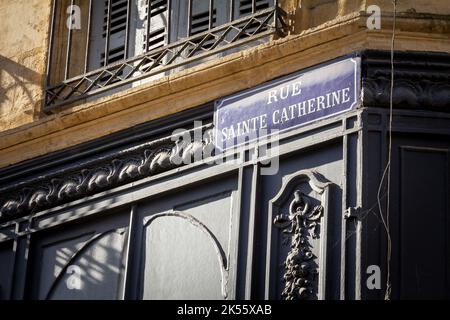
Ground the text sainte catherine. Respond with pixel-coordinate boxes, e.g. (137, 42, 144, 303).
(220, 80, 351, 142)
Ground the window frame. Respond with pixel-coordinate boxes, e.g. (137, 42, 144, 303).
(44, 0, 286, 111)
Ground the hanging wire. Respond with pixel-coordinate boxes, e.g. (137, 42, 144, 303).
(376, 0, 396, 301)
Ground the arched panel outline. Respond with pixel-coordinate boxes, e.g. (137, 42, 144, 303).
(45, 228, 127, 300)
(142, 210, 229, 299)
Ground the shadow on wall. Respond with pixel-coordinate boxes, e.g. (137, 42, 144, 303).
(0, 55, 44, 126)
(33, 227, 127, 300)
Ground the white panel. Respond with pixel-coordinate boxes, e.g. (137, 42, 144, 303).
(143, 216, 225, 299)
(141, 192, 234, 300)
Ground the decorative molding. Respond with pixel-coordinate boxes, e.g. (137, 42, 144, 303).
(361, 51, 450, 110)
(0, 126, 214, 222)
(274, 190, 324, 300)
(266, 170, 331, 300)
(363, 76, 450, 109)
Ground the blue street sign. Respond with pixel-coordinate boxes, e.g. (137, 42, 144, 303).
(214, 56, 361, 151)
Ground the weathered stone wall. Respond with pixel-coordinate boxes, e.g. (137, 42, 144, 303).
(292, 0, 450, 32)
(0, 0, 51, 131)
(0, 0, 449, 168)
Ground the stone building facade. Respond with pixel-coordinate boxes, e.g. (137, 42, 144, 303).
(0, 0, 449, 300)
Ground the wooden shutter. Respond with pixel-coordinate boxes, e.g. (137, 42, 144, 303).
(172, 0, 229, 41)
(144, 0, 169, 52)
(88, 0, 128, 71)
(128, 0, 169, 57)
(190, 0, 218, 49)
(190, 0, 216, 36)
(130, 0, 169, 85)
(101, 0, 128, 66)
(88, 0, 169, 67)
(236, 0, 272, 38)
(86, 0, 169, 87)
(238, 0, 271, 17)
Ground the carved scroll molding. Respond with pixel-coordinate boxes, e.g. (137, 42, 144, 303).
(362, 76, 450, 110)
(265, 170, 332, 300)
(361, 50, 450, 111)
(0, 126, 214, 222)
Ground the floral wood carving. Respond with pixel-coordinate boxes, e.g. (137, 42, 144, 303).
(274, 190, 323, 300)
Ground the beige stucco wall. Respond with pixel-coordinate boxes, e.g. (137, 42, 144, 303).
(0, 0, 51, 131)
(0, 0, 449, 168)
(293, 0, 450, 32)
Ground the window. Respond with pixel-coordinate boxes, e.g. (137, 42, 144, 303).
(45, 0, 285, 110)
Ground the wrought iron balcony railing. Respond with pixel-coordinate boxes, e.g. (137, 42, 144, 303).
(45, 1, 287, 111)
